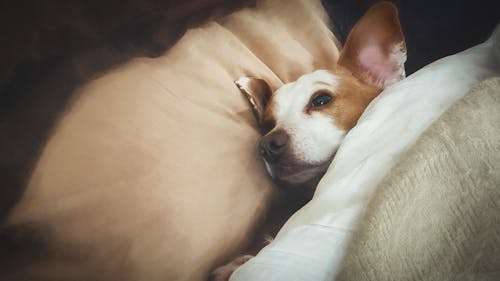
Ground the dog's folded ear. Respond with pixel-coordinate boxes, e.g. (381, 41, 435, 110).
(338, 1, 406, 89)
(235, 77, 272, 126)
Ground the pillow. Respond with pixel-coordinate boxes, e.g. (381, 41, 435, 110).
(2, 0, 339, 280)
(230, 25, 500, 281)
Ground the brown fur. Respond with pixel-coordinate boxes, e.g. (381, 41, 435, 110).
(237, 77, 273, 129)
(262, 102, 278, 134)
(338, 1, 406, 88)
(310, 67, 379, 131)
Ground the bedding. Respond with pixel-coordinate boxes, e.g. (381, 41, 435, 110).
(1, 1, 339, 281)
(337, 76, 500, 280)
(3, 0, 498, 280)
(230, 25, 500, 281)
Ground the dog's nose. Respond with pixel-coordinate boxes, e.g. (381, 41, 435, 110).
(260, 129, 289, 161)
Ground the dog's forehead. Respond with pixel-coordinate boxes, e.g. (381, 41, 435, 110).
(272, 70, 338, 117)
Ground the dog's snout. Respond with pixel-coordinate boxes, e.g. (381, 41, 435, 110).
(260, 129, 289, 161)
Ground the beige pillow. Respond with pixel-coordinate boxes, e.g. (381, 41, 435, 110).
(4, 1, 339, 280)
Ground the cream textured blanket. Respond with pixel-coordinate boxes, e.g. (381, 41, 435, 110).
(338, 77, 500, 281)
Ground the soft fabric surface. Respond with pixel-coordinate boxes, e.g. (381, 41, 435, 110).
(2, 1, 339, 281)
(337, 77, 500, 281)
(230, 26, 500, 281)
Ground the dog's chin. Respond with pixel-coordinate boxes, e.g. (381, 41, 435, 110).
(265, 160, 331, 193)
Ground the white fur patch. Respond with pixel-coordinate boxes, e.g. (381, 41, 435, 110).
(384, 41, 407, 87)
(271, 70, 346, 164)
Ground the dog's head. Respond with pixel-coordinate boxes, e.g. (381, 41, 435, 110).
(236, 2, 406, 190)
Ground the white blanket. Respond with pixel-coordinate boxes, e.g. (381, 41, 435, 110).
(230, 25, 500, 281)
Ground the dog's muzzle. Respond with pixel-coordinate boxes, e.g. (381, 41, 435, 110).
(260, 129, 289, 163)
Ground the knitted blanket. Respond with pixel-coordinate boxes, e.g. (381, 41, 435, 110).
(338, 77, 500, 281)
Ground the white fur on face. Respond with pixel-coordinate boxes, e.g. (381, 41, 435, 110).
(271, 70, 346, 165)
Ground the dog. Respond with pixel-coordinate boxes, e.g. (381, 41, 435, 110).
(209, 2, 406, 280)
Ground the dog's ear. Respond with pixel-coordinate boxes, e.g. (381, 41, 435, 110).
(338, 1, 406, 89)
(235, 77, 272, 125)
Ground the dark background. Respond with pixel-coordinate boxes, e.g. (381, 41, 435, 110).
(323, 0, 500, 73)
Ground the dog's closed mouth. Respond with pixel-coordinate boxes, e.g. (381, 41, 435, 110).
(265, 159, 332, 187)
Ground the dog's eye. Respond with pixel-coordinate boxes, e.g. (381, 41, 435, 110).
(311, 92, 333, 107)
